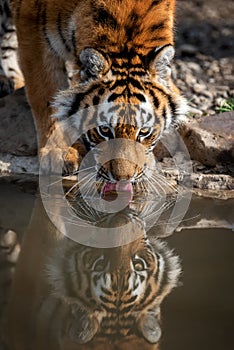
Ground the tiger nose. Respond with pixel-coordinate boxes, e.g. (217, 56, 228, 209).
(108, 159, 138, 181)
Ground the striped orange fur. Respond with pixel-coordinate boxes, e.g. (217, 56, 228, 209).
(11, 0, 187, 181)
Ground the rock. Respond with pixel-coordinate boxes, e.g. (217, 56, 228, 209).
(0, 152, 38, 175)
(0, 88, 37, 156)
(180, 112, 234, 166)
(193, 83, 207, 93)
(153, 127, 180, 160)
(186, 62, 201, 73)
(179, 44, 198, 56)
(188, 106, 203, 116)
(190, 173, 234, 191)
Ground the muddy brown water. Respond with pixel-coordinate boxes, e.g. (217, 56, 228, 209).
(0, 181, 233, 350)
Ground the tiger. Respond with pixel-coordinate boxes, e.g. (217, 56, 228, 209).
(0, 0, 23, 97)
(11, 0, 187, 191)
(2, 196, 181, 350)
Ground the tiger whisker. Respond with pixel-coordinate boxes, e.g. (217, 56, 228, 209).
(63, 182, 80, 199)
(44, 209, 88, 226)
(149, 173, 181, 194)
(76, 172, 97, 197)
(46, 177, 69, 188)
(143, 173, 167, 197)
(143, 178, 162, 196)
(71, 165, 97, 176)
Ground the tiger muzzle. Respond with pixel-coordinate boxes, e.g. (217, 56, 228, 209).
(96, 139, 146, 182)
(104, 158, 140, 182)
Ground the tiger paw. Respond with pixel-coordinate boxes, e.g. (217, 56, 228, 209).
(63, 146, 80, 175)
(0, 228, 21, 265)
(39, 145, 80, 175)
(0, 75, 14, 98)
(0, 228, 21, 307)
(67, 304, 99, 344)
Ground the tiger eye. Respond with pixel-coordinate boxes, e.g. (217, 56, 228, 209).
(138, 127, 152, 137)
(99, 126, 110, 133)
(93, 259, 107, 272)
(132, 258, 146, 272)
(98, 125, 113, 138)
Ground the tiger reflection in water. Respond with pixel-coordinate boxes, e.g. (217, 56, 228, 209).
(3, 195, 181, 350)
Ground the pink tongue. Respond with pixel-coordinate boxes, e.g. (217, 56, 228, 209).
(102, 182, 133, 195)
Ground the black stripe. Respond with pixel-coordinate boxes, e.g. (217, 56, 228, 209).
(128, 77, 144, 90)
(167, 95, 177, 116)
(8, 68, 18, 72)
(146, 112, 154, 124)
(162, 107, 167, 121)
(129, 69, 147, 77)
(128, 11, 139, 25)
(98, 87, 105, 95)
(124, 294, 138, 304)
(81, 135, 92, 151)
(109, 78, 127, 91)
(107, 92, 121, 103)
(125, 25, 133, 41)
(68, 92, 85, 116)
(148, 89, 159, 108)
(68, 84, 101, 117)
(92, 95, 100, 105)
(148, 0, 164, 12)
(149, 36, 167, 43)
(71, 28, 77, 57)
(57, 12, 71, 52)
(35, 0, 43, 25)
(133, 93, 146, 102)
(149, 21, 166, 33)
(1, 46, 17, 51)
(15, 0, 23, 19)
(93, 8, 119, 31)
(41, 6, 56, 54)
(3, 28, 15, 33)
(101, 309, 117, 317)
(97, 33, 109, 43)
(111, 67, 127, 76)
(141, 284, 152, 304)
(101, 286, 112, 296)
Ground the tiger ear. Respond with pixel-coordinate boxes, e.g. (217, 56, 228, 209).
(79, 48, 109, 80)
(138, 310, 162, 344)
(150, 44, 175, 80)
(67, 304, 99, 344)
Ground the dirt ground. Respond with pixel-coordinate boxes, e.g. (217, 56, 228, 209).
(175, 0, 234, 115)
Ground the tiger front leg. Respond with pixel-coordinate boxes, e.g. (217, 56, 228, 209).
(14, 21, 80, 173)
(15, 21, 69, 146)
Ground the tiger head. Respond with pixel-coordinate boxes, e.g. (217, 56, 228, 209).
(53, 44, 187, 195)
(47, 209, 181, 346)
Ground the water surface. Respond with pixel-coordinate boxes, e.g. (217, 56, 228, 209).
(0, 181, 233, 349)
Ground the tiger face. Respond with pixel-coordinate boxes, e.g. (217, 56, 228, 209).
(53, 45, 187, 194)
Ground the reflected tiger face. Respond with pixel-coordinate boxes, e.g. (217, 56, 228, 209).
(47, 212, 181, 344)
